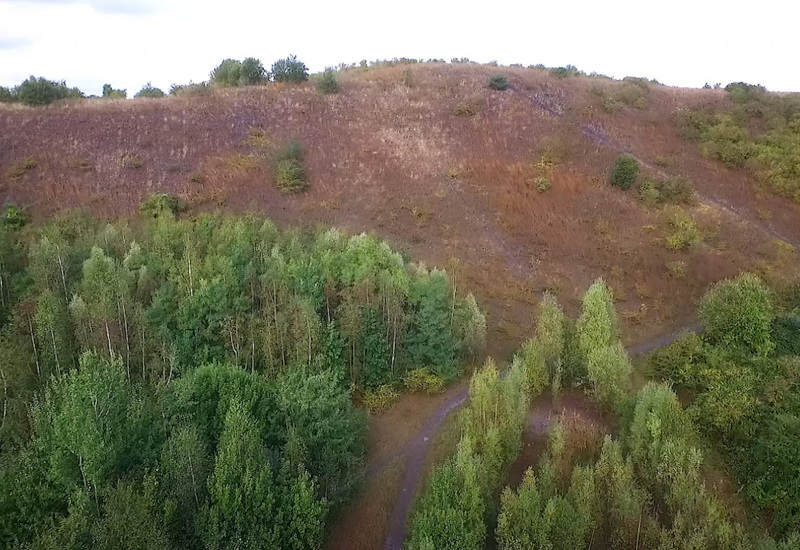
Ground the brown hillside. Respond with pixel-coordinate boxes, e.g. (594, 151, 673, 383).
(2, 63, 799, 359)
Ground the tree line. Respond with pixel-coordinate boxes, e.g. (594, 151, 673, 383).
(0, 202, 484, 549)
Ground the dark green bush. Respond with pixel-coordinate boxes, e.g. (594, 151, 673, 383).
(271, 55, 308, 83)
(134, 83, 165, 99)
(139, 193, 183, 218)
(725, 82, 767, 104)
(316, 68, 339, 95)
(210, 59, 242, 87)
(488, 75, 509, 91)
(610, 154, 639, 189)
(239, 57, 266, 85)
(169, 82, 210, 96)
(639, 177, 696, 207)
(16, 76, 83, 106)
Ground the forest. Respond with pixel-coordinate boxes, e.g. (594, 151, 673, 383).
(0, 198, 485, 549)
(408, 278, 800, 550)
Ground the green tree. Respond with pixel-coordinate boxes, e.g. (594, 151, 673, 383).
(94, 478, 170, 550)
(576, 279, 618, 357)
(316, 68, 339, 94)
(239, 57, 266, 85)
(586, 343, 631, 411)
(101, 84, 127, 99)
(134, 83, 165, 98)
(699, 273, 774, 357)
(202, 398, 278, 549)
(610, 154, 639, 189)
(271, 55, 309, 83)
(537, 292, 565, 395)
(404, 269, 457, 380)
(210, 59, 242, 87)
(408, 437, 489, 550)
(16, 76, 83, 106)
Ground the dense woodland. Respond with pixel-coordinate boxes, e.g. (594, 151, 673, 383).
(408, 278, 800, 550)
(0, 200, 485, 549)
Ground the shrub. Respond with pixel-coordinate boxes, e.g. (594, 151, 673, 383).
(239, 57, 266, 85)
(101, 84, 126, 99)
(362, 384, 399, 413)
(640, 177, 697, 207)
(16, 76, 83, 106)
(576, 279, 618, 357)
(134, 83, 165, 99)
(488, 75, 509, 91)
(271, 55, 308, 83)
(139, 193, 182, 218)
(665, 207, 701, 250)
(6, 156, 37, 179)
(316, 68, 339, 95)
(245, 128, 271, 148)
(534, 176, 551, 193)
(699, 273, 774, 357)
(666, 260, 687, 279)
(404, 368, 445, 394)
(276, 159, 307, 193)
(169, 82, 210, 96)
(453, 102, 476, 116)
(210, 59, 242, 87)
(121, 152, 143, 169)
(610, 154, 639, 189)
(2, 204, 27, 229)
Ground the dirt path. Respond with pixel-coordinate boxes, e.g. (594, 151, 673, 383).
(380, 323, 701, 550)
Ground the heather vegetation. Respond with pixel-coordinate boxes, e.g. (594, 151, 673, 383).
(0, 204, 485, 549)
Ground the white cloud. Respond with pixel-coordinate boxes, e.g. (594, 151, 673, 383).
(0, 0, 798, 95)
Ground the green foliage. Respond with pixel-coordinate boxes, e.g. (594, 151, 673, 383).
(586, 343, 631, 412)
(316, 68, 339, 95)
(700, 273, 774, 357)
(120, 152, 143, 169)
(101, 84, 126, 99)
(407, 437, 489, 550)
(488, 75, 509, 91)
(404, 368, 445, 394)
(610, 154, 639, 189)
(139, 193, 182, 218)
(210, 59, 242, 87)
(276, 159, 308, 193)
(665, 206, 702, 250)
(363, 384, 399, 412)
(271, 55, 309, 83)
(639, 177, 697, 207)
(576, 279, 618, 357)
(169, 81, 210, 96)
(239, 57, 266, 85)
(0, 85, 15, 103)
(537, 292, 565, 394)
(134, 83, 165, 98)
(16, 76, 84, 106)
(453, 292, 487, 362)
(2, 203, 28, 229)
(534, 176, 551, 192)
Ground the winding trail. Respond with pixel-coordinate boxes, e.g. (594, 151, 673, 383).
(381, 324, 702, 550)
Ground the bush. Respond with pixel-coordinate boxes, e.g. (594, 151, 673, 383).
(610, 154, 639, 189)
(404, 368, 445, 394)
(362, 384, 399, 413)
(488, 75, 509, 91)
(665, 207, 701, 250)
(271, 55, 308, 83)
(276, 160, 307, 194)
(139, 193, 182, 218)
(169, 82, 210, 96)
(16, 76, 83, 106)
(316, 68, 339, 95)
(134, 83, 165, 99)
(210, 59, 242, 87)
(239, 57, 266, 86)
(453, 102, 476, 116)
(699, 273, 774, 357)
(534, 176, 551, 193)
(6, 156, 37, 180)
(666, 260, 687, 279)
(121, 152, 143, 169)
(640, 177, 696, 208)
(101, 84, 126, 99)
(1, 204, 27, 229)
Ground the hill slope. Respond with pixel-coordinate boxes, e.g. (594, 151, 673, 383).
(2, 63, 799, 356)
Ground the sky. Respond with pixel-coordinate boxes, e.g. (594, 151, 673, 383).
(0, 0, 798, 96)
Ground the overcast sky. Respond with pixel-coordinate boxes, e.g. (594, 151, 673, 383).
(0, 0, 797, 96)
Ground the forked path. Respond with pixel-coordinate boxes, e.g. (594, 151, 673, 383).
(382, 324, 702, 550)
